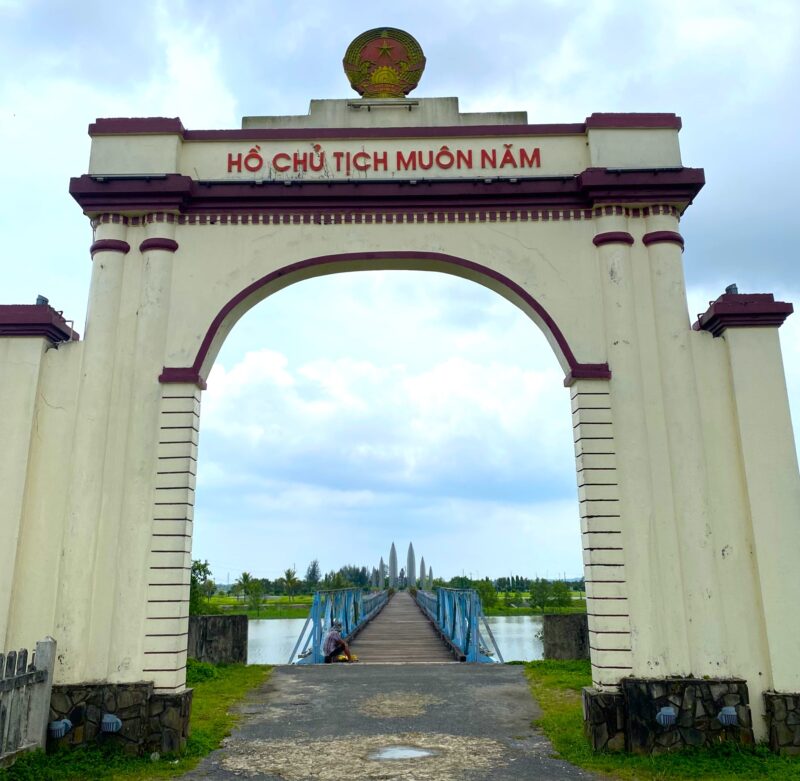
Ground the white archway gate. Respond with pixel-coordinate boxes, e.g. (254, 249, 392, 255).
(1, 95, 798, 752)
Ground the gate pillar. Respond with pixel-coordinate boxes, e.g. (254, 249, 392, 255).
(639, 209, 727, 675)
(593, 210, 692, 676)
(105, 218, 183, 683)
(53, 221, 130, 683)
(570, 377, 633, 687)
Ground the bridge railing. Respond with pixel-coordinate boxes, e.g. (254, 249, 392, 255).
(289, 588, 388, 664)
(415, 588, 503, 663)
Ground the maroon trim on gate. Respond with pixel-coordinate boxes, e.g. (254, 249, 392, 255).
(642, 230, 684, 249)
(593, 231, 634, 247)
(70, 168, 705, 215)
(184, 124, 586, 141)
(88, 113, 681, 140)
(0, 304, 80, 342)
(140, 238, 179, 253)
(158, 252, 610, 389)
(584, 113, 681, 130)
(693, 293, 793, 336)
(89, 117, 186, 135)
(157, 367, 208, 390)
(564, 364, 613, 387)
(90, 239, 130, 255)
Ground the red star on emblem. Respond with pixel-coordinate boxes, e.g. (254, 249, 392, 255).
(377, 40, 394, 59)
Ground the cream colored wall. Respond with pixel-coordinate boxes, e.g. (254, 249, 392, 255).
(0, 337, 47, 649)
(87, 100, 682, 183)
(163, 217, 604, 376)
(4, 342, 81, 653)
(724, 328, 800, 694)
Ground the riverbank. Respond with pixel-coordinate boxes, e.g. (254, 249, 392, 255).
(524, 660, 800, 780)
(0, 661, 271, 781)
(484, 602, 586, 617)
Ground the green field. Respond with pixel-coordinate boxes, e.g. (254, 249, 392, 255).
(524, 660, 800, 780)
(484, 600, 587, 617)
(202, 593, 313, 620)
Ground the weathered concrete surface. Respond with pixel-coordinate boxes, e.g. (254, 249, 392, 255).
(543, 613, 590, 661)
(188, 615, 248, 665)
(180, 664, 600, 780)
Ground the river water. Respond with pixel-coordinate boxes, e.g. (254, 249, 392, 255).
(248, 615, 544, 664)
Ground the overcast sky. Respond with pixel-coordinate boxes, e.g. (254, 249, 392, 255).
(1, 0, 798, 583)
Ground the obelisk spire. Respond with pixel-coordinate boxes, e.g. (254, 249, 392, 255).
(389, 543, 398, 588)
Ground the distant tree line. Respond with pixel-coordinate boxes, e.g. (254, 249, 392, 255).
(190, 559, 583, 616)
(190, 558, 387, 615)
(441, 575, 581, 612)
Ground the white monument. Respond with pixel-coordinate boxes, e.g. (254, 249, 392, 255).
(1, 26, 798, 751)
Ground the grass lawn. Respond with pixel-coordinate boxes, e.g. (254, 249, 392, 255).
(524, 659, 800, 780)
(485, 601, 587, 617)
(0, 662, 271, 781)
(206, 594, 313, 619)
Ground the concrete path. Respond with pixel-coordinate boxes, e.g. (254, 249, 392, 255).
(349, 591, 454, 663)
(181, 664, 601, 780)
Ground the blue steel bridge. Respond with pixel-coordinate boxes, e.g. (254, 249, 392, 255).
(289, 587, 503, 664)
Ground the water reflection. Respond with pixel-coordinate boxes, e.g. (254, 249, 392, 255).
(247, 615, 544, 664)
(484, 615, 543, 662)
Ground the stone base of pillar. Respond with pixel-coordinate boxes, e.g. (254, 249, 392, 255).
(583, 678, 756, 754)
(48, 683, 192, 756)
(582, 687, 625, 751)
(764, 692, 800, 755)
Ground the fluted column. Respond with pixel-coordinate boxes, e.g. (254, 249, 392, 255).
(641, 210, 727, 674)
(593, 211, 692, 679)
(108, 218, 185, 688)
(53, 221, 130, 683)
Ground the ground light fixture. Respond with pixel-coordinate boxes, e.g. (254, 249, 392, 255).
(717, 706, 738, 726)
(101, 714, 123, 733)
(47, 718, 72, 738)
(655, 706, 677, 727)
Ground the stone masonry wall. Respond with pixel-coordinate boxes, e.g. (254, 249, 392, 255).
(49, 683, 192, 755)
(583, 688, 625, 751)
(584, 678, 755, 754)
(764, 692, 800, 755)
(622, 678, 754, 754)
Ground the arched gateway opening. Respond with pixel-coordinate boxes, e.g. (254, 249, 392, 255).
(1, 29, 798, 755)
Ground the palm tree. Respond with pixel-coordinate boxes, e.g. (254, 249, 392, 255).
(282, 568, 300, 602)
(235, 571, 254, 602)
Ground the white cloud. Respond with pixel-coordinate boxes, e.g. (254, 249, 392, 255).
(194, 272, 580, 578)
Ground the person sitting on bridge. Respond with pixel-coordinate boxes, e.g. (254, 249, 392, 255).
(323, 619, 354, 663)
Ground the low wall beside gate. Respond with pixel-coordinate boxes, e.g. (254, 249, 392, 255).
(542, 614, 590, 660)
(187, 615, 248, 665)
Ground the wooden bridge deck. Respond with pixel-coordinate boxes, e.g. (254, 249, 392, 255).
(349, 591, 454, 663)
